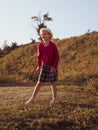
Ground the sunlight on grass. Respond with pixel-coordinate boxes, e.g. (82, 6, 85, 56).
(0, 84, 97, 130)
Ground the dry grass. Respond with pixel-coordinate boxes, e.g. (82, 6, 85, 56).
(0, 32, 98, 129)
(0, 32, 98, 84)
(0, 83, 97, 130)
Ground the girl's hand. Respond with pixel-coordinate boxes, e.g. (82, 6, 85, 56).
(36, 66, 41, 71)
(51, 67, 55, 73)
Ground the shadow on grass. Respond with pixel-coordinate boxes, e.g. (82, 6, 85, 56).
(0, 81, 35, 87)
(0, 78, 87, 87)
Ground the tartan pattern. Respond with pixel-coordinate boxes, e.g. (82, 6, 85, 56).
(38, 64, 58, 82)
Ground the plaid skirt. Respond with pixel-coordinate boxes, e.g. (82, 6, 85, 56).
(38, 64, 58, 82)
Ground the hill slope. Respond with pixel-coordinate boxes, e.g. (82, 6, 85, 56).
(0, 32, 98, 85)
(57, 32, 98, 85)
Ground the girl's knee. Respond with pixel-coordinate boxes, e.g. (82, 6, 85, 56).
(37, 81, 43, 86)
(50, 82, 55, 85)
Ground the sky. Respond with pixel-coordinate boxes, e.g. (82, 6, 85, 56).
(0, 0, 98, 48)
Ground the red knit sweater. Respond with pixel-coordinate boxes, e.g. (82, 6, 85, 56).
(37, 41, 59, 69)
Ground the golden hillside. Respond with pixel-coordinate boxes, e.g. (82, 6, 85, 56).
(0, 32, 98, 85)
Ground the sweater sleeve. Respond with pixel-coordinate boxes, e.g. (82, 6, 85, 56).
(37, 44, 42, 67)
(52, 44, 59, 69)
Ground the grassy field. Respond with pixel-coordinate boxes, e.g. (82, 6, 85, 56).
(0, 32, 98, 84)
(0, 26, 98, 130)
(0, 82, 97, 130)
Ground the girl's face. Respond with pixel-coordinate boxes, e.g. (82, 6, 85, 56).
(40, 30, 51, 41)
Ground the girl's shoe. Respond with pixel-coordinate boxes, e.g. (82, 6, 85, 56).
(50, 100, 58, 104)
(25, 99, 35, 105)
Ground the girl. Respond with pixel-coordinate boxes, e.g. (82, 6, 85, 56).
(25, 28, 59, 104)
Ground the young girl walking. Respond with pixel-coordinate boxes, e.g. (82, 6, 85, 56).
(25, 27, 59, 104)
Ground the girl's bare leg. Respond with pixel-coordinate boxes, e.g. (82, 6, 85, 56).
(25, 81, 43, 104)
(50, 82, 57, 101)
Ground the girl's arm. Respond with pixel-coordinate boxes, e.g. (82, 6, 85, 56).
(52, 45, 59, 69)
(37, 45, 42, 68)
